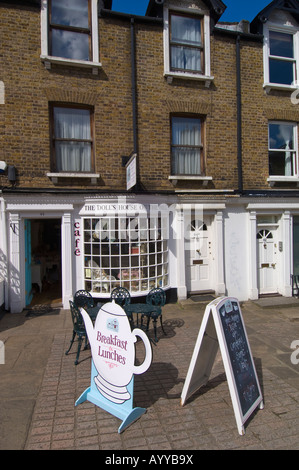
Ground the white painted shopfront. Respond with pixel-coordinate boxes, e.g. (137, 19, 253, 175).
(0, 193, 298, 313)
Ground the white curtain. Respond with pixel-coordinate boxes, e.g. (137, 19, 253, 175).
(279, 124, 293, 176)
(172, 118, 201, 175)
(171, 16, 202, 72)
(54, 108, 91, 172)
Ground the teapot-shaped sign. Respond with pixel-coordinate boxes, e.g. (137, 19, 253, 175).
(80, 301, 152, 404)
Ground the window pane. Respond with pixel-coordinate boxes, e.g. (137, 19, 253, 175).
(54, 108, 91, 139)
(171, 15, 202, 47)
(172, 148, 201, 175)
(269, 123, 294, 150)
(172, 117, 201, 145)
(52, 29, 90, 61)
(270, 31, 293, 58)
(56, 142, 91, 172)
(171, 45, 202, 72)
(269, 58, 294, 85)
(51, 0, 89, 29)
(269, 151, 294, 176)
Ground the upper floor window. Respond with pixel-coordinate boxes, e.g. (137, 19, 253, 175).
(50, 104, 94, 173)
(269, 121, 298, 177)
(264, 24, 299, 89)
(41, 0, 101, 73)
(170, 12, 204, 74)
(163, 8, 212, 85)
(171, 116, 204, 175)
(269, 31, 296, 85)
(49, 0, 91, 61)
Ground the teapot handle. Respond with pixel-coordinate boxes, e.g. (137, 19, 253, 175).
(132, 328, 152, 375)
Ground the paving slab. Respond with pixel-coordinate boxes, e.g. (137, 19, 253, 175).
(0, 298, 299, 450)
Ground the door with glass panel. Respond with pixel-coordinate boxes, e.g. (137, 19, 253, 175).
(257, 228, 278, 294)
(185, 217, 212, 292)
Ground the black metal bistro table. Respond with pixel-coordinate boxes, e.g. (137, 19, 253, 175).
(85, 303, 104, 321)
(124, 303, 162, 343)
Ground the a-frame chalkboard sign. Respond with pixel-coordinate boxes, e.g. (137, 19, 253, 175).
(181, 297, 264, 435)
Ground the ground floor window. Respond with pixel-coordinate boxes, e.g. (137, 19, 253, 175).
(83, 215, 169, 294)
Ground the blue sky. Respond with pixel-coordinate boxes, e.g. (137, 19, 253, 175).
(112, 0, 271, 23)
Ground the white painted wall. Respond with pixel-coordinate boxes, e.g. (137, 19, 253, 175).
(224, 206, 249, 301)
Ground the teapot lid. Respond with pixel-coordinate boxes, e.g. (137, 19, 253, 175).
(100, 301, 127, 317)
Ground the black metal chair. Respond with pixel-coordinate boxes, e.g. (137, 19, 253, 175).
(74, 289, 94, 309)
(110, 286, 131, 307)
(142, 287, 167, 342)
(110, 287, 133, 326)
(292, 274, 299, 297)
(65, 300, 88, 365)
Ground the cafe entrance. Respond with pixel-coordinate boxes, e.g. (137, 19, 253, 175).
(25, 218, 62, 306)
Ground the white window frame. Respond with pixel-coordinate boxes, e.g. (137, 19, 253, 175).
(163, 6, 213, 87)
(40, 0, 102, 74)
(263, 22, 299, 93)
(267, 120, 299, 186)
(82, 215, 169, 296)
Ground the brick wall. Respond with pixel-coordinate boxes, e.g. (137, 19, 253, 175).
(1, 3, 298, 192)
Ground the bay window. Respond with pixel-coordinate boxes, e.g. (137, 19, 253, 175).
(83, 215, 169, 295)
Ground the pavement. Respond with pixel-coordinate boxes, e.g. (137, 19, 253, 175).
(1, 295, 299, 451)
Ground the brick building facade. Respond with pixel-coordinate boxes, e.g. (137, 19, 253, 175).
(1, 0, 299, 313)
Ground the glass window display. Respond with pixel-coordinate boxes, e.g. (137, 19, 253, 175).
(83, 215, 169, 295)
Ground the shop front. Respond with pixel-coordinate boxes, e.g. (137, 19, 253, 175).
(77, 198, 171, 298)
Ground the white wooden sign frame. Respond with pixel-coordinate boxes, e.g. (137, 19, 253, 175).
(181, 297, 264, 435)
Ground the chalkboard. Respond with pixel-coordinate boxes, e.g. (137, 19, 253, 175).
(217, 299, 261, 417)
(181, 297, 263, 435)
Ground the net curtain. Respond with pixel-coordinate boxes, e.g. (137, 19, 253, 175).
(54, 107, 91, 172)
(170, 15, 202, 72)
(172, 117, 202, 175)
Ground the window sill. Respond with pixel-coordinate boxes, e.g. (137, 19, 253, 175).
(263, 82, 297, 94)
(164, 71, 214, 87)
(47, 172, 100, 185)
(169, 175, 212, 186)
(267, 176, 299, 187)
(41, 55, 102, 75)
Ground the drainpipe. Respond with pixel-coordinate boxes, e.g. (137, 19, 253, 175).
(0, 197, 9, 311)
(130, 17, 138, 155)
(236, 33, 243, 193)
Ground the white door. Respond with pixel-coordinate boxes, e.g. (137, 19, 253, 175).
(257, 229, 278, 294)
(186, 217, 212, 292)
